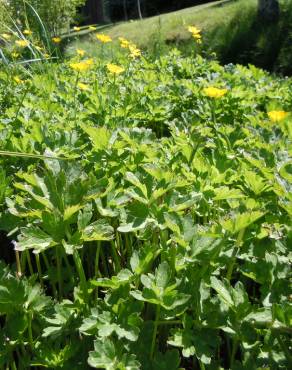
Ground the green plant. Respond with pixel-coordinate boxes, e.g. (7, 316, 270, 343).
(0, 31, 291, 369)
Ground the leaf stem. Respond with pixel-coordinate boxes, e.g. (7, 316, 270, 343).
(95, 241, 101, 278)
(150, 305, 161, 360)
(26, 251, 34, 276)
(73, 250, 89, 305)
(56, 247, 63, 299)
(226, 228, 245, 281)
(35, 254, 43, 287)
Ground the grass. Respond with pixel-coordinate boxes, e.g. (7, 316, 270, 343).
(67, 0, 256, 55)
(67, 0, 292, 76)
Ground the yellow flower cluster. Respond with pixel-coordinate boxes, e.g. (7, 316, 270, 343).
(267, 110, 289, 122)
(187, 26, 202, 44)
(70, 59, 94, 72)
(118, 37, 141, 59)
(203, 87, 228, 98)
(95, 33, 112, 43)
(106, 63, 125, 75)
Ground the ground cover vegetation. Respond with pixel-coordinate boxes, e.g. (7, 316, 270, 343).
(0, 14, 291, 370)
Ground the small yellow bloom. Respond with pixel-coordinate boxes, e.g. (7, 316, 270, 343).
(76, 48, 86, 57)
(35, 45, 43, 51)
(129, 44, 141, 58)
(13, 76, 24, 84)
(15, 39, 29, 47)
(188, 26, 202, 43)
(95, 33, 112, 43)
(44, 53, 50, 58)
(11, 52, 19, 58)
(52, 37, 61, 44)
(23, 29, 32, 35)
(89, 26, 96, 31)
(1, 33, 11, 40)
(70, 58, 94, 72)
(267, 110, 289, 122)
(77, 82, 89, 91)
(203, 87, 228, 99)
(188, 26, 201, 35)
(119, 37, 130, 48)
(106, 63, 125, 75)
(73, 26, 81, 31)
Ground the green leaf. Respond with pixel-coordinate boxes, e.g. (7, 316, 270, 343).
(88, 338, 140, 369)
(16, 226, 57, 253)
(82, 220, 114, 241)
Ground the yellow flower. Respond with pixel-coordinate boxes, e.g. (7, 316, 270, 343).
(52, 37, 61, 44)
(1, 33, 11, 40)
(129, 44, 141, 58)
(119, 37, 130, 48)
(70, 58, 94, 72)
(13, 76, 24, 84)
(89, 26, 96, 31)
(95, 33, 112, 43)
(203, 87, 228, 98)
(77, 82, 89, 91)
(106, 63, 125, 75)
(76, 48, 86, 57)
(73, 26, 81, 31)
(35, 45, 43, 51)
(44, 53, 50, 58)
(11, 52, 19, 58)
(188, 26, 201, 35)
(23, 29, 32, 35)
(267, 110, 289, 122)
(15, 39, 29, 47)
(187, 26, 202, 43)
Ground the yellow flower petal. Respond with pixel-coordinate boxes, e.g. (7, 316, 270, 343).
(95, 33, 112, 43)
(15, 39, 29, 47)
(23, 29, 32, 35)
(76, 48, 86, 57)
(77, 82, 89, 91)
(52, 37, 61, 44)
(267, 110, 289, 122)
(106, 63, 125, 74)
(73, 26, 81, 31)
(1, 33, 11, 40)
(70, 59, 94, 72)
(203, 87, 228, 98)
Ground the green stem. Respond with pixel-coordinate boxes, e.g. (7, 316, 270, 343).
(73, 250, 89, 305)
(56, 247, 63, 299)
(230, 339, 238, 368)
(26, 251, 34, 276)
(111, 240, 121, 273)
(35, 254, 43, 287)
(27, 312, 33, 350)
(42, 253, 57, 298)
(95, 241, 101, 277)
(226, 228, 245, 281)
(15, 251, 22, 278)
(150, 305, 161, 360)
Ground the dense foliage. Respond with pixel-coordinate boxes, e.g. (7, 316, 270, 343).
(0, 32, 291, 369)
(1, 0, 86, 34)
